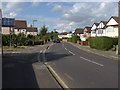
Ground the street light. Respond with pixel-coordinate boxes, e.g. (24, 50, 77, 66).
(32, 20, 37, 45)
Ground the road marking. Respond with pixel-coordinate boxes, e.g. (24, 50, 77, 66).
(48, 43, 53, 49)
(69, 51, 75, 55)
(38, 50, 42, 62)
(80, 56, 104, 67)
(43, 49, 47, 62)
(64, 73, 74, 81)
(46, 65, 69, 89)
(11, 52, 21, 56)
(65, 48, 67, 50)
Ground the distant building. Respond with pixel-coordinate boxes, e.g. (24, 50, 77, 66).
(58, 32, 68, 39)
(91, 23, 99, 37)
(80, 27, 91, 41)
(96, 21, 108, 36)
(27, 25, 38, 36)
(2, 17, 15, 34)
(73, 28, 84, 36)
(14, 20, 27, 35)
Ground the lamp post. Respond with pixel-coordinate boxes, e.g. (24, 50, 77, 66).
(32, 20, 37, 45)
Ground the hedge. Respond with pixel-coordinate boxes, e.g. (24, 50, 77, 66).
(68, 35, 80, 43)
(2, 34, 41, 46)
(88, 36, 118, 50)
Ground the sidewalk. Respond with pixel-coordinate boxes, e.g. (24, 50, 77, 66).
(32, 62, 61, 88)
(68, 42, 118, 60)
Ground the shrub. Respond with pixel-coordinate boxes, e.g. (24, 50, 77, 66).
(88, 36, 118, 50)
(68, 35, 80, 43)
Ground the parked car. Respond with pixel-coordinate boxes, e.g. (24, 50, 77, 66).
(53, 39, 61, 43)
(56, 39, 61, 43)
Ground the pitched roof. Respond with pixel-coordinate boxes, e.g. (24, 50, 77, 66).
(15, 20, 27, 29)
(111, 16, 119, 23)
(94, 23, 99, 26)
(27, 27, 38, 32)
(74, 28, 84, 34)
(84, 27, 91, 33)
(58, 32, 68, 35)
(101, 21, 108, 25)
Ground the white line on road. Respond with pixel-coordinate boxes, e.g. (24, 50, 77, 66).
(69, 51, 75, 55)
(38, 50, 42, 62)
(43, 49, 47, 62)
(64, 73, 74, 81)
(80, 56, 104, 67)
(65, 48, 67, 50)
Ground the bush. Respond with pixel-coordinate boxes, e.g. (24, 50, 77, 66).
(88, 36, 118, 50)
(68, 35, 80, 43)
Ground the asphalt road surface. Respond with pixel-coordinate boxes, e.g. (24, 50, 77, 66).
(2, 43, 60, 88)
(45, 42, 118, 88)
(3, 42, 118, 89)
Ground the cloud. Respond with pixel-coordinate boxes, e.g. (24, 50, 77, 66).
(2, 2, 24, 17)
(31, 0, 41, 7)
(52, 2, 118, 29)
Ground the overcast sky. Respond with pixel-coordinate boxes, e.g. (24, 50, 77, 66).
(2, 2, 118, 33)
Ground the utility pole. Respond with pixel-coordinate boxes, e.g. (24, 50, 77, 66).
(32, 20, 37, 45)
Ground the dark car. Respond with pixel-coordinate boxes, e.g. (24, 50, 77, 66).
(56, 39, 61, 43)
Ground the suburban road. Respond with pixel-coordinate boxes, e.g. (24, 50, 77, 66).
(45, 42, 118, 88)
(2, 41, 118, 89)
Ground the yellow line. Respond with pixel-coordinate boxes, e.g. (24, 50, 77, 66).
(46, 64, 70, 89)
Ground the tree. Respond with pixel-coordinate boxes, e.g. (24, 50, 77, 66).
(40, 25, 48, 37)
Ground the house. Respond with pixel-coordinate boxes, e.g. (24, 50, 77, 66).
(58, 32, 68, 39)
(73, 28, 84, 36)
(27, 25, 38, 36)
(105, 16, 119, 37)
(2, 17, 15, 34)
(14, 20, 27, 35)
(91, 23, 99, 37)
(80, 27, 91, 41)
(66, 33, 73, 38)
(96, 21, 108, 36)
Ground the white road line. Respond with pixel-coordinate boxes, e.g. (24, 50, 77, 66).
(38, 50, 42, 62)
(43, 49, 47, 62)
(64, 73, 74, 81)
(69, 51, 75, 55)
(65, 48, 67, 50)
(80, 56, 104, 67)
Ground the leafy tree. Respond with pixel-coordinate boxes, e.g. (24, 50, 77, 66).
(40, 25, 48, 37)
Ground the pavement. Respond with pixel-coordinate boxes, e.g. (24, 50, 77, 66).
(2, 42, 61, 88)
(68, 42, 118, 60)
(45, 42, 118, 88)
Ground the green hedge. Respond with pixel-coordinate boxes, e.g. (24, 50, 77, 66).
(68, 35, 80, 43)
(88, 36, 118, 50)
(2, 34, 41, 46)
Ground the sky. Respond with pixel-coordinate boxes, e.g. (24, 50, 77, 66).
(1, 2, 118, 33)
